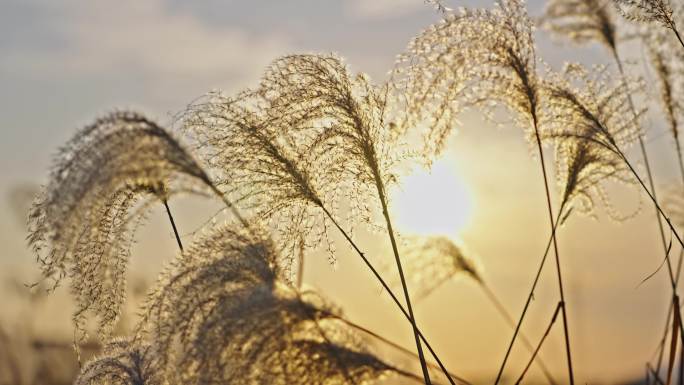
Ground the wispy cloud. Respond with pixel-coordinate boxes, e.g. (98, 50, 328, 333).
(1, 0, 292, 91)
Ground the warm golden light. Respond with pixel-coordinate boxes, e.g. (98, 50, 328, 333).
(392, 159, 473, 237)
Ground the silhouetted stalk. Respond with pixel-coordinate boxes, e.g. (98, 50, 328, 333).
(323, 311, 471, 384)
(651, 362, 667, 385)
(612, 50, 684, 378)
(479, 281, 557, 385)
(531, 115, 575, 385)
(494, 207, 563, 384)
(163, 199, 184, 252)
(514, 301, 563, 385)
(372, 173, 432, 385)
(670, 25, 684, 50)
(319, 205, 460, 385)
(655, 128, 684, 374)
(612, 50, 677, 286)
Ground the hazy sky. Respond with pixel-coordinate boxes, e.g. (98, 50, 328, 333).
(2, 0, 684, 383)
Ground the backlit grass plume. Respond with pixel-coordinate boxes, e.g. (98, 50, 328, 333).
(182, 84, 342, 279)
(394, 0, 539, 154)
(27, 111, 219, 342)
(645, 31, 683, 149)
(542, 0, 618, 51)
(185, 53, 437, 384)
(613, 0, 677, 28)
(398, 236, 481, 299)
(398, 235, 557, 384)
(138, 224, 417, 385)
(541, 65, 642, 218)
(397, 1, 576, 382)
(74, 338, 159, 385)
(263, 53, 436, 383)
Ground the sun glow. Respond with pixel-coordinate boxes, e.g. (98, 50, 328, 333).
(392, 159, 474, 237)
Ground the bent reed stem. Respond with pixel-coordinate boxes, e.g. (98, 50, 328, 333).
(494, 206, 564, 384)
(479, 281, 557, 385)
(324, 312, 470, 384)
(514, 301, 563, 385)
(531, 116, 575, 385)
(319, 205, 463, 385)
(373, 175, 432, 385)
(163, 199, 184, 252)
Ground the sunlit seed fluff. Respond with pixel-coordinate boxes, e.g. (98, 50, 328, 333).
(394, 0, 540, 157)
(263, 55, 410, 223)
(183, 54, 413, 274)
(138, 224, 404, 385)
(540, 65, 643, 219)
(396, 235, 481, 299)
(613, 0, 677, 29)
(74, 338, 160, 385)
(27, 111, 215, 341)
(182, 75, 344, 277)
(542, 0, 618, 51)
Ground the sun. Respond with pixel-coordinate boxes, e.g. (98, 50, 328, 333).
(392, 159, 474, 237)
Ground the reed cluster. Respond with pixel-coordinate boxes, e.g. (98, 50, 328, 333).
(25, 0, 684, 384)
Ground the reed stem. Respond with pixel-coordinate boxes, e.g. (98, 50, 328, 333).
(319, 205, 461, 385)
(163, 199, 184, 252)
(531, 117, 575, 385)
(373, 175, 432, 385)
(494, 206, 564, 384)
(514, 301, 563, 385)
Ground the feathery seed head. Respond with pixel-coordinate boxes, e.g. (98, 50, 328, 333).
(541, 65, 642, 219)
(613, 0, 676, 29)
(139, 224, 402, 385)
(542, 0, 618, 50)
(395, 0, 540, 156)
(75, 338, 160, 385)
(396, 235, 482, 299)
(27, 111, 215, 341)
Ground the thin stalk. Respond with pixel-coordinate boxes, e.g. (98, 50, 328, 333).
(612, 50, 676, 287)
(373, 172, 431, 385)
(207, 184, 455, 383)
(655, 116, 684, 373)
(531, 118, 575, 385)
(670, 24, 684, 51)
(611, 49, 684, 376)
(617, 150, 684, 286)
(325, 312, 471, 384)
(319, 205, 462, 385)
(514, 301, 563, 385)
(494, 207, 563, 384)
(479, 282, 557, 385)
(163, 199, 183, 252)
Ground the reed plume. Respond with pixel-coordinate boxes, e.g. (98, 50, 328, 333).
(542, 0, 618, 50)
(644, 29, 684, 377)
(394, 0, 538, 155)
(399, 235, 557, 384)
(267, 54, 434, 384)
(137, 223, 417, 385)
(396, 236, 482, 300)
(613, 0, 681, 33)
(27, 111, 221, 343)
(182, 85, 341, 278)
(645, 31, 683, 157)
(542, 1, 684, 378)
(74, 338, 159, 385)
(184, 54, 441, 384)
(397, 1, 575, 382)
(541, 65, 642, 219)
